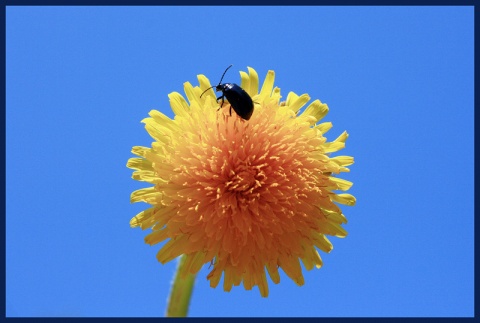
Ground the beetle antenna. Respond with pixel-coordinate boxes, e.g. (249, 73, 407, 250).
(218, 64, 233, 85)
(199, 65, 233, 98)
(200, 85, 216, 98)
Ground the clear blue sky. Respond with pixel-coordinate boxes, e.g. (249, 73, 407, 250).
(6, 6, 474, 317)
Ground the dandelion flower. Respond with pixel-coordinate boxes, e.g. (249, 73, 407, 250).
(127, 66, 355, 297)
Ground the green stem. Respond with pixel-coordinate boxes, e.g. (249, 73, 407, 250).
(165, 254, 196, 317)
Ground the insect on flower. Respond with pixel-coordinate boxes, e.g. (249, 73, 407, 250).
(200, 65, 254, 120)
(128, 66, 356, 297)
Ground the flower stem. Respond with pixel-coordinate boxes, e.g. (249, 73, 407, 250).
(165, 254, 196, 317)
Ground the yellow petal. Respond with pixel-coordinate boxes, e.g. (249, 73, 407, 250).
(288, 93, 310, 113)
(285, 91, 299, 106)
(266, 262, 280, 284)
(247, 66, 259, 96)
(130, 187, 161, 204)
(313, 234, 333, 253)
(330, 155, 354, 167)
(130, 208, 155, 228)
(183, 81, 200, 106)
(334, 131, 349, 143)
(127, 157, 151, 171)
(329, 177, 353, 191)
(149, 110, 177, 132)
(316, 121, 333, 134)
(131, 146, 150, 157)
(321, 209, 348, 224)
(145, 229, 169, 245)
(168, 92, 189, 117)
(301, 99, 329, 124)
(197, 74, 213, 94)
(239, 71, 250, 95)
(332, 193, 356, 206)
(323, 141, 345, 153)
(259, 70, 275, 101)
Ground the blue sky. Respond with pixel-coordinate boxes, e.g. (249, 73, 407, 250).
(6, 6, 474, 317)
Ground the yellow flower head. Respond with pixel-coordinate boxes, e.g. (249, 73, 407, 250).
(127, 66, 355, 297)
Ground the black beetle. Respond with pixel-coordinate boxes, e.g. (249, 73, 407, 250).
(200, 65, 254, 120)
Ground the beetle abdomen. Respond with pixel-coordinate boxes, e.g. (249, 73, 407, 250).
(223, 83, 254, 120)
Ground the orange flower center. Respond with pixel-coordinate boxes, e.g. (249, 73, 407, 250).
(226, 165, 263, 193)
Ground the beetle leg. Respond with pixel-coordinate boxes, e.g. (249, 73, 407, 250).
(229, 106, 232, 116)
(217, 95, 225, 108)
